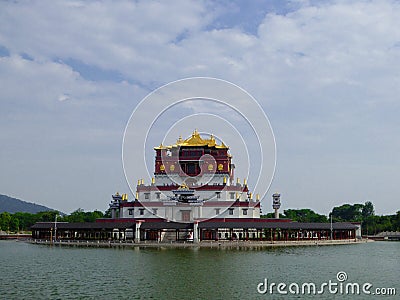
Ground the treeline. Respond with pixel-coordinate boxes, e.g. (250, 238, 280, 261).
(262, 201, 400, 235)
(0, 208, 108, 233)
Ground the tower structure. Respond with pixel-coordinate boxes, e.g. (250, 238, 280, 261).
(272, 192, 281, 219)
(110, 130, 261, 222)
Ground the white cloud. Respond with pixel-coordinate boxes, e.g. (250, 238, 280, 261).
(0, 0, 399, 214)
(58, 94, 70, 102)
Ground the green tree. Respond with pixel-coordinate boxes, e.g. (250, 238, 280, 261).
(66, 208, 86, 222)
(0, 212, 11, 232)
(261, 212, 285, 218)
(103, 208, 112, 218)
(64, 209, 104, 223)
(9, 216, 20, 232)
(395, 211, 400, 231)
(332, 204, 363, 222)
(37, 210, 59, 222)
(13, 212, 39, 231)
(83, 210, 104, 222)
(283, 209, 328, 223)
(362, 201, 374, 219)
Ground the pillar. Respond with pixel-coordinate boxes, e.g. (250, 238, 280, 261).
(135, 221, 142, 243)
(193, 222, 199, 243)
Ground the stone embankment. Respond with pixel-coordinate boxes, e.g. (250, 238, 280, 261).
(28, 239, 370, 249)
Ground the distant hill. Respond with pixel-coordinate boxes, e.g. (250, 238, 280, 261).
(0, 194, 54, 214)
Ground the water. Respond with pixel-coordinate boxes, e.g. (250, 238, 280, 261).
(0, 241, 398, 299)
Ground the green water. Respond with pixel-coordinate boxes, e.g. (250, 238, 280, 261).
(0, 241, 398, 299)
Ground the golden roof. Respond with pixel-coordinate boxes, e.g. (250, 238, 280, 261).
(154, 130, 229, 149)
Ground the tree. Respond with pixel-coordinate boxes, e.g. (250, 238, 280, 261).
(362, 201, 374, 219)
(66, 208, 86, 223)
(64, 209, 104, 223)
(0, 212, 11, 232)
(84, 210, 104, 222)
(37, 210, 59, 222)
(261, 212, 285, 218)
(103, 208, 112, 218)
(13, 212, 39, 231)
(396, 211, 400, 231)
(283, 209, 328, 223)
(9, 216, 19, 232)
(331, 204, 363, 222)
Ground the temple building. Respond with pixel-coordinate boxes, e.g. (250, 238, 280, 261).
(31, 131, 361, 243)
(110, 130, 260, 222)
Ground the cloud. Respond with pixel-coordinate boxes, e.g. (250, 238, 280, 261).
(58, 94, 70, 102)
(0, 0, 399, 214)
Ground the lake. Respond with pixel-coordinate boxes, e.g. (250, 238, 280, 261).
(0, 240, 398, 299)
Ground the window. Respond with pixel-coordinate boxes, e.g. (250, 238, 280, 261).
(228, 208, 234, 215)
(187, 164, 196, 174)
(182, 211, 191, 222)
(156, 192, 161, 199)
(144, 193, 150, 200)
(139, 209, 144, 215)
(216, 192, 221, 199)
(242, 209, 248, 215)
(215, 208, 220, 215)
(128, 209, 133, 215)
(230, 192, 235, 199)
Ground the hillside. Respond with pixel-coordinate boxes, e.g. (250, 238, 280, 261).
(0, 194, 54, 213)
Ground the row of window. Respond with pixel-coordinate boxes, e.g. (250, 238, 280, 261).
(128, 208, 157, 216)
(225, 208, 248, 215)
(128, 208, 248, 216)
(142, 192, 241, 200)
(218, 192, 244, 200)
(144, 192, 160, 200)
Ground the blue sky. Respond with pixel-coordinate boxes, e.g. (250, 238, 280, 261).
(0, 0, 399, 215)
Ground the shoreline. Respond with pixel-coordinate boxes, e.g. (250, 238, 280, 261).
(26, 238, 371, 249)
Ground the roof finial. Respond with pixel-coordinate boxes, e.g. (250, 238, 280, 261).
(177, 135, 183, 143)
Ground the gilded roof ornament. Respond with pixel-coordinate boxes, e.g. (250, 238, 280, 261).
(154, 130, 229, 149)
(178, 182, 189, 190)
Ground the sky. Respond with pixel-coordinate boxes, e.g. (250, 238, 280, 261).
(0, 0, 399, 215)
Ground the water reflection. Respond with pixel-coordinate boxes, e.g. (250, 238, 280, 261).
(0, 241, 398, 299)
